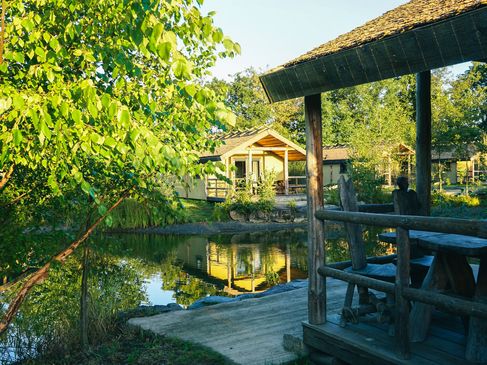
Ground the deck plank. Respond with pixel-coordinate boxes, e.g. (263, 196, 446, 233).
(129, 279, 346, 365)
(305, 313, 476, 365)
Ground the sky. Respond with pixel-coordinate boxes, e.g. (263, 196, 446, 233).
(201, 0, 470, 80)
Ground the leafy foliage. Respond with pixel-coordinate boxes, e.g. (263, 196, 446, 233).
(0, 0, 239, 222)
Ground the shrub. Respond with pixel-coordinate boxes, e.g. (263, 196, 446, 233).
(323, 185, 340, 205)
(348, 162, 389, 203)
(108, 192, 189, 229)
(218, 172, 277, 221)
(432, 191, 481, 208)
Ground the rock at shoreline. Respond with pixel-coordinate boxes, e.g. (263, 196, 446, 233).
(187, 279, 308, 310)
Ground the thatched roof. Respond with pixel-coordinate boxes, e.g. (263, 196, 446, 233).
(260, 0, 487, 102)
(200, 128, 306, 161)
(285, 0, 487, 68)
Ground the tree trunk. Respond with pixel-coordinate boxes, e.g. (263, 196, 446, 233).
(0, 165, 14, 191)
(80, 243, 90, 350)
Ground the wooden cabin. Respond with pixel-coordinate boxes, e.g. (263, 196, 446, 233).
(323, 144, 414, 186)
(176, 128, 306, 201)
(432, 147, 486, 185)
(260, 0, 487, 363)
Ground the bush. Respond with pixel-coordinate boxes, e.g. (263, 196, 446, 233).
(432, 191, 481, 208)
(108, 193, 189, 229)
(218, 172, 277, 221)
(323, 185, 340, 205)
(348, 162, 390, 203)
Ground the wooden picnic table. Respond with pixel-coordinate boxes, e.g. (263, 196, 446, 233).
(379, 230, 487, 363)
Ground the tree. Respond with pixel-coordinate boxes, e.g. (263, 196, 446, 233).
(0, 0, 239, 335)
(208, 68, 305, 142)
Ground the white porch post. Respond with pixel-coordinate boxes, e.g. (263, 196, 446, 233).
(284, 149, 289, 195)
(247, 148, 253, 193)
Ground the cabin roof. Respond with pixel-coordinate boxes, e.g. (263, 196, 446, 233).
(260, 0, 487, 102)
(323, 146, 349, 164)
(200, 127, 306, 162)
(323, 143, 414, 164)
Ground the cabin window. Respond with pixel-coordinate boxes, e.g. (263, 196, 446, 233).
(339, 162, 347, 174)
(234, 160, 246, 179)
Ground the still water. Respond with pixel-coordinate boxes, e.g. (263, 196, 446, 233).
(0, 228, 391, 363)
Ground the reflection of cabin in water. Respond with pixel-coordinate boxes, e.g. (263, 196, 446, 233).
(176, 128, 306, 201)
(175, 237, 304, 295)
(323, 144, 414, 186)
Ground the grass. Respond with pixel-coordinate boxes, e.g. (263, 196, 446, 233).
(23, 323, 234, 365)
(180, 199, 220, 223)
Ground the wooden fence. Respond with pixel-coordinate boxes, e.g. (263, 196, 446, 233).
(314, 209, 487, 359)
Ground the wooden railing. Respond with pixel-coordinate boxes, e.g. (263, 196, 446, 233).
(314, 209, 487, 359)
(206, 178, 229, 199)
(288, 175, 306, 194)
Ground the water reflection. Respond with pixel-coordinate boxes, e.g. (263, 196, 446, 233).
(0, 227, 392, 364)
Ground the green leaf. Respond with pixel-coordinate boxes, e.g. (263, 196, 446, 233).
(105, 215, 113, 228)
(35, 47, 46, 62)
(104, 136, 117, 149)
(13, 129, 23, 146)
(80, 180, 91, 195)
(49, 38, 61, 52)
(72, 109, 82, 124)
(152, 23, 164, 42)
(88, 102, 98, 118)
(98, 204, 108, 216)
(117, 108, 130, 125)
(12, 95, 25, 109)
(172, 59, 192, 79)
(157, 42, 172, 62)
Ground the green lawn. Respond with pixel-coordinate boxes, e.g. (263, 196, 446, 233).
(24, 325, 233, 365)
(180, 199, 222, 223)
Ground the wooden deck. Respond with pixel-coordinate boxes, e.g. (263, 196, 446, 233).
(304, 264, 482, 365)
(129, 279, 346, 365)
(304, 311, 479, 365)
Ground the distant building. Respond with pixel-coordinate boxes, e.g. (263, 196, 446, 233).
(176, 128, 306, 201)
(432, 147, 486, 184)
(322, 144, 414, 186)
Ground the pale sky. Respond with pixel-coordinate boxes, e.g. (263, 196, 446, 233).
(202, 0, 470, 80)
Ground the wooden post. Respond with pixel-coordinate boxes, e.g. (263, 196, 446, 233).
(247, 148, 253, 193)
(286, 243, 291, 283)
(284, 149, 289, 195)
(416, 71, 432, 216)
(395, 226, 411, 359)
(305, 94, 326, 325)
(466, 255, 487, 363)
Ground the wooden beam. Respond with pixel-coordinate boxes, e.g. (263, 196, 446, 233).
(246, 147, 290, 151)
(284, 149, 289, 195)
(314, 209, 487, 239)
(416, 71, 432, 216)
(305, 94, 326, 325)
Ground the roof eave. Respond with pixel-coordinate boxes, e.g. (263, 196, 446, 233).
(260, 7, 487, 103)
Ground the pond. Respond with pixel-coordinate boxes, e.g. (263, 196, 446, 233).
(0, 227, 392, 364)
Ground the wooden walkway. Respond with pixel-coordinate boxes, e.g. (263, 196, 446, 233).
(128, 278, 347, 365)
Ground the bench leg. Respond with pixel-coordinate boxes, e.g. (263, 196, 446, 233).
(409, 254, 448, 342)
(466, 256, 487, 363)
(340, 283, 356, 327)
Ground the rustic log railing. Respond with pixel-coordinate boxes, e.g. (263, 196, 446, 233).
(315, 209, 487, 359)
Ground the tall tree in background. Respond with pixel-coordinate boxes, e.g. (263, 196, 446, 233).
(209, 68, 305, 142)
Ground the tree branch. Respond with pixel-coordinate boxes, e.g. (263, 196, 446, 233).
(0, 187, 133, 336)
(0, 165, 14, 191)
